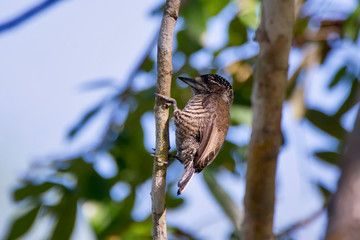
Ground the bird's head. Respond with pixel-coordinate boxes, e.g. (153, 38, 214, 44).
(178, 74, 233, 104)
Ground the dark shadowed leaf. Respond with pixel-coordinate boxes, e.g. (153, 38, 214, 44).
(317, 183, 333, 200)
(212, 141, 237, 172)
(315, 151, 340, 166)
(335, 79, 359, 118)
(329, 66, 346, 88)
(232, 74, 253, 106)
(140, 57, 155, 72)
(97, 194, 136, 238)
(182, 0, 207, 39)
(13, 181, 58, 202)
(228, 16, 247, 46)
(5, 206, 41, 240)
(166, 183, 184, 209)
(50, 195, 77, 240)
(305, 109, 346, 139)
(177, 30, 202, 56)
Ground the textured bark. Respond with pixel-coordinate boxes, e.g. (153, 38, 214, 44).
(151, 0, 181, 239)
(325, 104, 360, 240)
(242, 1, 294, 240)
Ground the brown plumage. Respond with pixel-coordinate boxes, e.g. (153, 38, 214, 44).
(156, 74, 233, 195)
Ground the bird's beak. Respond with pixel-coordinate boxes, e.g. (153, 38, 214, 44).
(178, 76, 203, 89)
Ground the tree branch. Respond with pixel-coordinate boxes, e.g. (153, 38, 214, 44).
(242, 1, 294, 240)
(275, 201, 329, 240)
(0, 0, 64, 34)
(152, 0, 181, 239)
(325, 91, 360, 240)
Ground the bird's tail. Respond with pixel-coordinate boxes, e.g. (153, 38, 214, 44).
(177, 165, 195, 195)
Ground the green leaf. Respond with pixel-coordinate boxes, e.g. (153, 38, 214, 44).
(97, 194, 136, 238)
(13, 182, 57, 202)
(166, 182, 184, 209)
(232, 74, 253, 106)
(343, 6, 360, 41)
(317, 183, 332, 200)
(212, 141, 241, 172)
(329, 66, 346, 88)
(237, 0, 260, 29)
(200, 0, 230, 16)
(180, 0, 207, 54)
(182, 0, 207, 36)
(294, 17, 309, 37)
(50, 196, 78, 240)
(177, 30, 202, 56)
(140, 57, 154, 72)
(5, 206, 41, 240)
(305, 109, 346, 139)
(166, 194, 184, 209)
(121, 217, 153, 239)
(230, 105, 252, 125)
(228, 16, 247, 46)
(335, 79, 359, 117)
(315, 151, 340, 165)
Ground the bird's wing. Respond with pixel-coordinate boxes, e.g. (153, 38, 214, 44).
(194, 113, 223, 170)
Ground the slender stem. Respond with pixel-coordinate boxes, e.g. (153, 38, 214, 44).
(242, 1, 294, 239)
(152, 0, 181, 239)
(275, 201, 329, 240)
(0, 0, 64, 33)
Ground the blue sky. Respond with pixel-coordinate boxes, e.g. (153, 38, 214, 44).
(0, 0, 359, 239)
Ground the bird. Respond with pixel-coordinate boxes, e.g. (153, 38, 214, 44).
(156, 74, 233, 195)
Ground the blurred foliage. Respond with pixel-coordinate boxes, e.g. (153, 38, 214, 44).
(4, 0, 360, 239)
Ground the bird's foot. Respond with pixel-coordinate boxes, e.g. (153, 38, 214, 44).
(155, 93, 178, 110)
(150, 148, 180, 164)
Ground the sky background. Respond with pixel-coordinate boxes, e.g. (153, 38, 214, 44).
(0, 0, 359, 239)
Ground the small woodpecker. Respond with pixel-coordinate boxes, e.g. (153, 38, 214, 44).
(157, 74, 233, 195)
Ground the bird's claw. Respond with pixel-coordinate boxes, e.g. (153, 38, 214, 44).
(155, 93, 176, 109)
(150, 152, 169, 164)
(150, 147, 179, 164)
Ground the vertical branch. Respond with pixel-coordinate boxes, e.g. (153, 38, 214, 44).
(152, 0, 181, 239)
(325, 99, 360, 240)
(242, 1, 294, 240)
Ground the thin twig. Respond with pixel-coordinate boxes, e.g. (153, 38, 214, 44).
(275, 201, 329, 240)
(0, 0, 64, 33)
(152, 0, 181, 239)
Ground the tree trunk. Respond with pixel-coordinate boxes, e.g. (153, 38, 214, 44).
(151, 0, 181, 239)
(242, 1, 294, 239)
(325, 102, 360, 240)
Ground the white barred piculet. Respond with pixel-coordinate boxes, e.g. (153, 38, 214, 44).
(156, 74, 233, 195)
